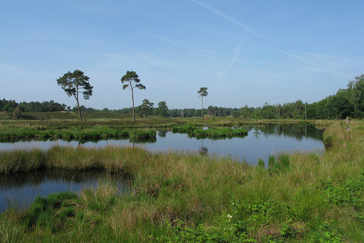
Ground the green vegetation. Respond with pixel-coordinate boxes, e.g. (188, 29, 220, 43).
(0, 123, 156, 142)
(0, 120, 363, 242)
(3, 74, 364, 120)
(1, 117, 324, 142)
(57, 70, 93, 121)
(198, 87, 208, 119)
(172, 125, 248, 138)
(121, 71, 146, 121)
(157, 101, 168, 117)
(138, 99, 154, 119)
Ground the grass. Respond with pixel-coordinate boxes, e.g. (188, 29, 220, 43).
(172, 125, 248, 138)
(0, 124, 157, 142)
(0, 120, 362, 242)
(0, 117, 330, 142)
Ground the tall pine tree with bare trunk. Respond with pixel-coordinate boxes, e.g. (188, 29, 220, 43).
(121, 71, 146, 121)
(198, 87, 208, 119)
(57, 70, 93, 121)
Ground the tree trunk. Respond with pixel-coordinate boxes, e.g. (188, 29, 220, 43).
(77, 98, 82, 121)
(131, 84, 135, 121)
(76, 87, 82, 121)
(201, 96, 203, 119)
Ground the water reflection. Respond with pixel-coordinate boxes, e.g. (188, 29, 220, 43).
(198, 139, 208, 155)
(0, 170, 128, 213)
(244, 124, 323, 141)
(158, 130, 167, 138)
(0, 124, 324, 213)
(0, 124, 324, 165)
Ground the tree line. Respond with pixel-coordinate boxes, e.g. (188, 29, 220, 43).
(0, 99, 67, 113)
(237, 74, 364, 120)
(2, 73, 363, 120)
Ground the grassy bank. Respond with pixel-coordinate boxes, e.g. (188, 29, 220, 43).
(0, 120, 362, 242)
(0, 117, 328, 142)
(0, 124, 156, 142)
(172, 125, 248, 138)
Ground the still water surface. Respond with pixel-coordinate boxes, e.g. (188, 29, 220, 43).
(0, 124, 324, 213)
(0, 170, 128, 213)
(2, 124, 324, 164)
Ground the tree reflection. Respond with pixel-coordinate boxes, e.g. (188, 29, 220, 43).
(158, 130, 167, 138)
(198, 139, 208, 155)
(0, 169, 127, 190)
(243, 124, 323, 141)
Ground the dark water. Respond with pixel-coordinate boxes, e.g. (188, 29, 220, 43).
(0, 124, 324, 213)
(0, 170, 128, 213)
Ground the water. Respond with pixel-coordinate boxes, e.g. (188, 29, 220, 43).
(0, 170, 128, 213)
(1, 124, 324, 165)
(0, 124, 324, 213)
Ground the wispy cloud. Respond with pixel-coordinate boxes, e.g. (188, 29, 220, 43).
(138, 52, 159, 66)
(155, 35, 179, 46)
(191, 0, 271, 42)
(191, 0, 355, 84)
(154, 35, 215, 56)
(218, 42, 244, 77)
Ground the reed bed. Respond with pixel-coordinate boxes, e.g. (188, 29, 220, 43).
(0, 120, 362, 242)
(0, 125, 156, 142)
(0, 118, 328, 142)
(172, 125, 248, 138)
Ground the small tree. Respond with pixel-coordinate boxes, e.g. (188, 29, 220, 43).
(121, 71, 146, 121)
(158, 101, 169, 117)
(138, 99, 154, 119)
(57, 70, 93, 121)
(198, 87, 208, 119)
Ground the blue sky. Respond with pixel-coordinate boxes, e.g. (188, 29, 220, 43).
(1, 0, 363, 110)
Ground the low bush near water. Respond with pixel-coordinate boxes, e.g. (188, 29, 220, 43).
(172, 125, 248, 138)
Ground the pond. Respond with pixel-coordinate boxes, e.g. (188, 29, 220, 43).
(0, 169, 128, 213)
(1, 124, 324, 165)
(0, 124, 324, 213)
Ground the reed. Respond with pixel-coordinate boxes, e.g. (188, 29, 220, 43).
(0, 118, 328, 142)
(172, 125, 248, 138)
(0, 125, 157, 142)
(0, 120, 362, 242)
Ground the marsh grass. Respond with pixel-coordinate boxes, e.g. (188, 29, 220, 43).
(172, 125, 248, 138)
(0, 120, 362, 242)
(0, 117, 327, 142)
(0, 149, 45, 173)
(0, 124, 157, 142)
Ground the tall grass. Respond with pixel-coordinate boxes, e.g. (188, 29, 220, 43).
(0, 120, 362, 242)
(172, 125, 248, 138)
(0, 118, 329, 142)
(0, 125, 156, 142)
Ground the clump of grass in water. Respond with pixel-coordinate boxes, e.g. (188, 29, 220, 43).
(172, 125, 248, 138)
(0, 148, 45, 173)
(128, 129, 156, 139)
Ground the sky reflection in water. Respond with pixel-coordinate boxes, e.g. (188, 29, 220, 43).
(0, 124, 324, 213)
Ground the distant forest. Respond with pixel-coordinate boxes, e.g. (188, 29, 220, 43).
(1, 74, 363, 120)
